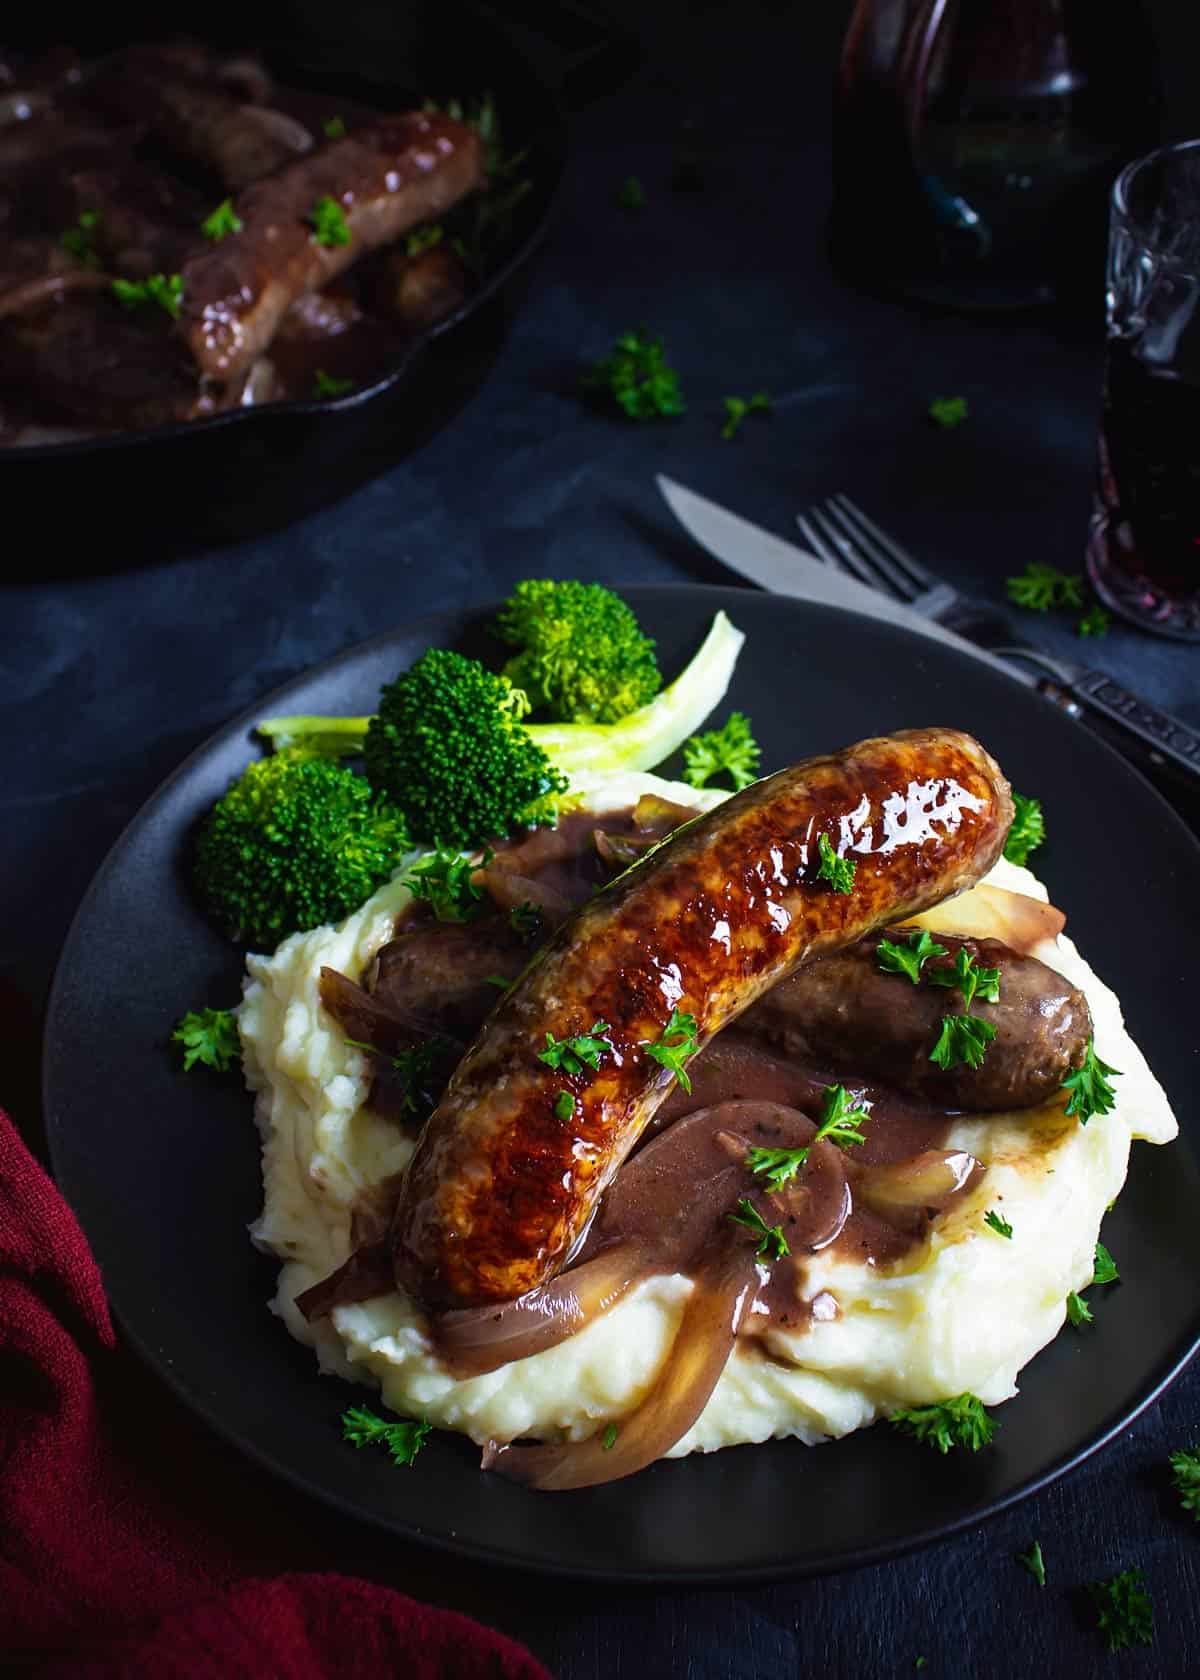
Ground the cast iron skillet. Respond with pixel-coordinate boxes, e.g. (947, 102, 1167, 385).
(0, 3, 569, 566)
(42, 587, 1200, 1584)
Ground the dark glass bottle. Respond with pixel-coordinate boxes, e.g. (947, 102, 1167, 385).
(831, 0, 1161, 313)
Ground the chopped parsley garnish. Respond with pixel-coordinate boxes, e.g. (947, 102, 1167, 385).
(745, 1085, 869, 1186)
(1062, 1037, 1121, 1124)
(984, 1209, 1013, 1239)
(643, 1006, 699, 1093)
(323, 115, 346, 139)
(344, 1036, 444, 1122)
(582, 328, 685, 421)
(928, 395, 968, 428)
(483, 974, 511, 990)
(682, 711, 761, 791)
(601, 1422, 619, 1450)
(1169, 1446, 1200, 1521)
(313, 368, 354, 398)
(889, 1393, 996, 1453)
(201, 198, 243, 241)
(1017, 1540, 1046, 1586)
(1093, 1241, 1119, 1287)
(727, 1197, 790, 1261)
(172, 1006, 240, 1073)
(1077, 601, 1110, 637)
(877, 929, 948, 984)
(405, 224, 444, 257)
(745, 1144, 811, 1190)
(509, 900, 543, 941)
(815, 832, 855, 894)
(1066, 1290, 1093, 1328)
(1088, 1567, 1154, 1652)
(1003, 792, 1046, 866)
(928, 947, 1000, 1011)
(720, 391, 771, 440)
(111, 272, 184, 319)
(616, 175, 645, 210)
(403, 846, 491, 922)
(538, 1021, 613, 1076)
(553, 1090, 576, 1121)
(341, 1405, 431, 1467)
(929, 1014, 997, 1071)
(1005, 562, 1084, 613)
(309, 195, 351, 247)
(61, 209, 101, 267)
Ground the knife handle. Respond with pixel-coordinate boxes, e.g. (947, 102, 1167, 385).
(1062, 669, 1200, 782)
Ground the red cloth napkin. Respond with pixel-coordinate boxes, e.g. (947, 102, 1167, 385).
(0, 1107, 553, 1679)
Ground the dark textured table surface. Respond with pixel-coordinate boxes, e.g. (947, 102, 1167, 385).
(3, 4, 1199, 1674)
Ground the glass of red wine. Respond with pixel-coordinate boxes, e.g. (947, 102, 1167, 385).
(1088, 140, 1200, 639)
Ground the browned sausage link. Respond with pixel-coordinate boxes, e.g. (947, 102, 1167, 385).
(392, 727, 1014, 1309)
(180, 113, 485, 380)
(740, 931, 1093, 1111)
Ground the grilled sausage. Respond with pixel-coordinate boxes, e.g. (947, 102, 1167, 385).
(740, 929, 1092, 1110)
(180, 113, 485, 380)
(392, 727, 1015, 1309)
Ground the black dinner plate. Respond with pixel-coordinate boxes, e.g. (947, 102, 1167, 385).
(42, 585, 1200, 1584)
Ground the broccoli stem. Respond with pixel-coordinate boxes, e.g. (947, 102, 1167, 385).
(256, 715, 371, 758)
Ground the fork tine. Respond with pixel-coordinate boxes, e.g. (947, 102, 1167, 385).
(816, 501, 919, 601)
(831, 495, 935, 593)
(802, 506, 900, 594)
(793, 510, 880, 591)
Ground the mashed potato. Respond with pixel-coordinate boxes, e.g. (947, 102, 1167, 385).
(239, 771, 1177, 1459)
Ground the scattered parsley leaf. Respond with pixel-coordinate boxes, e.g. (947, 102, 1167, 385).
(483, 974, 511, 990)
(323, 115, 346, 139)
(877, 928, 949, 984)
(172, 1007, 240, 1073)
(309, 195, 351, 248)
(890, 1393, 995, 1453)
(929, 1013, 997, 1070)
(727, 1197, 790, 1261)
(404, 846, 491, 922)
(928, 395, 968, 428)
(344, 1035, 446, 1122)
(553, 1090, 576, 1121)
(1062, 1037, 1121, 1124)
(928, 946, 1000, 1011)
(815, 832, 855, 894)
(1017, 1540, 1046, 1586)
(984, 1210, 1013, 1239)
(601, 1422, 619, 1450)
(1005, 562, 1084, 613)
(720, 391, 771, 441)
(201, 198, 243, 241)
(313, 368, 354, 398)
(509, 900, 543, 941)
(616, 175, 645, 210)
(582, 328, 685, 421)
(1066, 1290, 1093, 1328)
(1077, 601, 1110, 637)
(61, 209, 101, 267)
(643, 1006, 699, 1093)
(1003, 792, 1046, 866)
(813, 1083, 870, 1150)
(682, 711, 761, 791)
(538, 1021, 613, 1076)
(405, 224, 444, 257)
(1088, 1567, 1154, 1652)
(112, 272, 184, 319)
(745, 1143, 811, 1189)
(341, 1405, 431, 1467)
(1169, 1446, 1200, 1521)
(1093, 1241, 1119, 1287)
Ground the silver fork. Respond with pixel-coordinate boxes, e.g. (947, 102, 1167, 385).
(795, 492, 1200, 783)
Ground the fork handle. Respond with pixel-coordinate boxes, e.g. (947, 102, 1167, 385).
(1062, 669, 1200, 781)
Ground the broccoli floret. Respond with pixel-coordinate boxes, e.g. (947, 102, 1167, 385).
(194, 755, 409, 951)
(493, 580, 662, 724)
(361, 648, 570, 847)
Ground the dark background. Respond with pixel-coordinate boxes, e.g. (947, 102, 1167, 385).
(3, 1, 1199, 1674)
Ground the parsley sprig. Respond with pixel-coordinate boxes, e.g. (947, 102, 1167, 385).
(877, 929, 948, 984)
(643, 1006, 699, 1093)
(509, 900, 543, 941)
(929, 947, 1000, 1011)
(1006, 562, 1084, 613)
(1093, 1241, 1119, 1287)
(1169, 1446, 1200, 1521)
(1066, 1290, 1093, 1327)
(1003, 792, 1046, 866)
(583, 329, 685, 421)
(313, 369, 354, 399)
(341, 1405, 431, 1467)
(1077, 601, 1111, 637)
(928, 395, 968, 428)
(406, 224, 444, 257)
(309, 195, 351, 248)
(745, 1085, 870, 1187)
(1061, 1037, 1121, 1123)
(201, 198, 243, 241)
(815, 832, 855, 894)
(890, 1393, 996, 1453)
(1088, 1567, 1154, 1652)
(538, 1020, 613, 1076)
(930, 1014, 997, 1070)
(984, 1209, 1013, 1239)
(553, 1090, 575, 1121)
(727, 1197, 790, 1261)
(112, 272, 184, 319)
(720, 391, 771, 440)
(172, 1007, 240, 1073)
(404, 846, 491, 922)
(682, 711, 760, 791)
(345, 1036, 446, 1123)
(1016, 1540, 1046, 1586)
(61, 209, 101, 267)
(323, 114, 346, 139)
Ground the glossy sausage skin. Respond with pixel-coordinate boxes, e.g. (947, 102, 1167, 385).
(392, 727, 1015, 1309)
